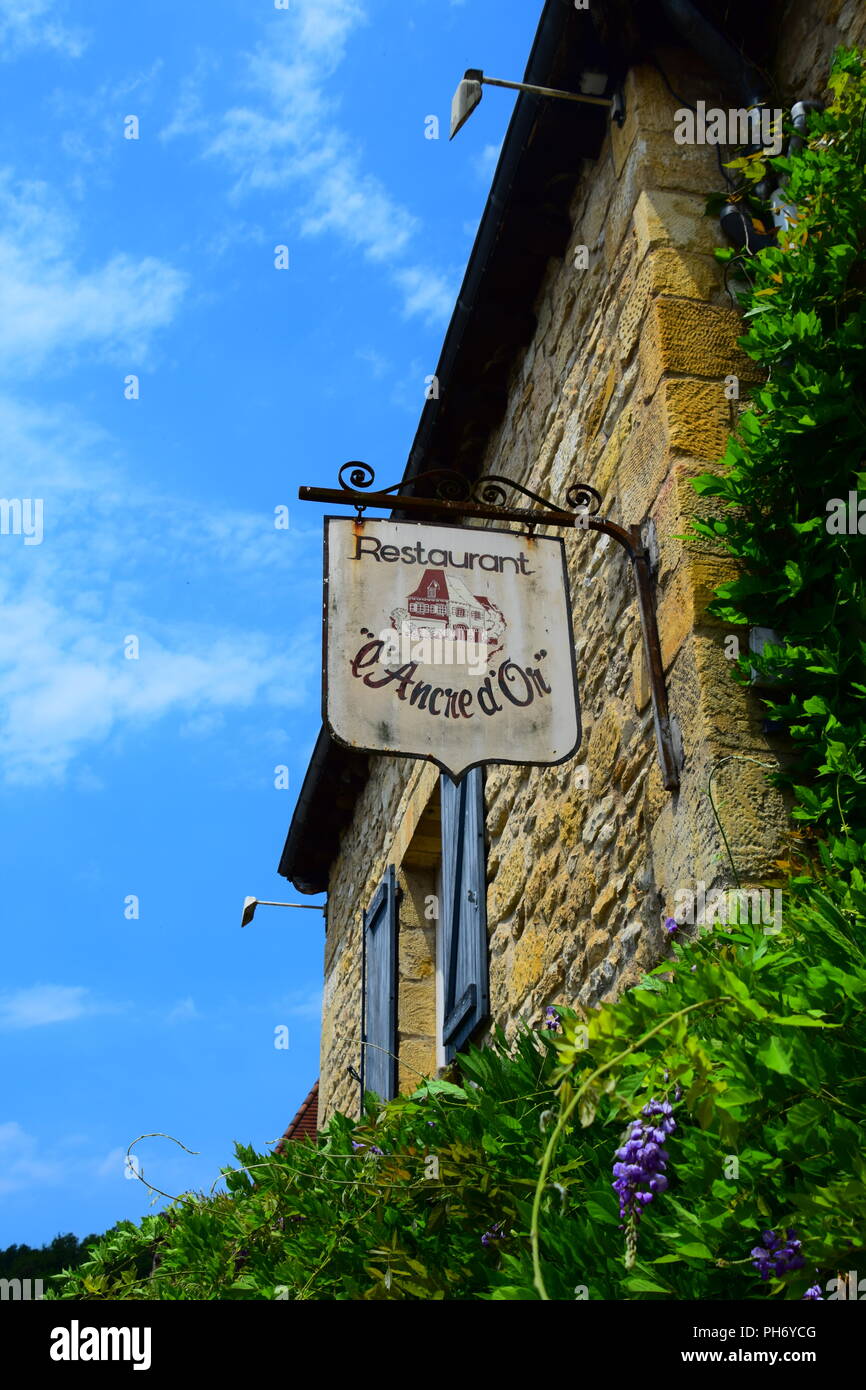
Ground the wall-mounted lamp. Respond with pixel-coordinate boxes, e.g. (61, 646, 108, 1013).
(450, 68, 623, 140)
(241, 896, 325, 927)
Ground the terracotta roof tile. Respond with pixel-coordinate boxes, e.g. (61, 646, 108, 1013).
(275, 1081, 319, 1151)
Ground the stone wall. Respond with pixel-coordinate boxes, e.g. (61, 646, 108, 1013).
(321, 759, 439, 1122)
(317, 20, 859, 1124)
(480, 55, 786, 1038)
(774, 0, 866, 97)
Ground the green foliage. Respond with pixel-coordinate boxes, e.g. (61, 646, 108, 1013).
(0, 1232, 103, 1282)
(48, 890, 866, 1300)
(50, 46, 866, 1303)
(47, 1037, 556, 1302)
(692, 48, 866, 852)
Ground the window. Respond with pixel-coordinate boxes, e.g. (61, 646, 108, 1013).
(361, 866, 398, 1100)
(440, 768, 490, 1061)
(360, 771, 490, 1103)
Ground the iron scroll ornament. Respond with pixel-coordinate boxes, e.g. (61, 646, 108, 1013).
(301, 462, 679, 791)
(336, 460, 603, 522)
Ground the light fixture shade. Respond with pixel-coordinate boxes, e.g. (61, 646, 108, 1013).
(241, 896, 258, 927)
(450, 69, 484, 139)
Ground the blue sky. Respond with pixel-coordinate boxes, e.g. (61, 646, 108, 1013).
(0, 0, 540, 1246)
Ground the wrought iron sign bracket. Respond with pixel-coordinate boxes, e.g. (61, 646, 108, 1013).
(298, 464, 680, 792)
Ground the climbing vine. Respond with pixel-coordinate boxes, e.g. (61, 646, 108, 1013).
(694, 46, 866, 852)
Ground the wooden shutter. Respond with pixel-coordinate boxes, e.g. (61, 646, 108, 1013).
(362, 865, 398, 1100)
(440, 768, 489, 1061)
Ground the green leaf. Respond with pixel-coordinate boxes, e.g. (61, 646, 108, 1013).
(675, 1241, 714, 1260)
(623, 1274, 672, 1294)
(783, 560, 804, 593)
(756, 1037, 793, 1075)
(803, 696, 829, 716)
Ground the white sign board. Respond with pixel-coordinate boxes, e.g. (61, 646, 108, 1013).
(323, 517, 581, 779)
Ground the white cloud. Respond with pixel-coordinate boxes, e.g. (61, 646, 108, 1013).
(0, 984, 92, 1028)
(94, 1145, 127, 1180)
(202, 219, 267, 260)
(475, 141, 502, 182)
(389, 355, 428, 414)
(0, 394, 112, 490)
(355, 346, 389, 379)
(300, 158, 416, 262)
(279, 986, 323, 1021)
(0, 1121, 65, 1193)
(206, 108, 416, 261)
(0, 587, 316, 784)
(194, 0, 451, 315)
(166, 997, 200, 1023)
(178, 711, 226, 739)
(0, 392, 320, 784)
(0, 171, 187, 372)
(0, 0, 86, 60)
(159, 56, 213, 144)
(52, 60, 165, 169)
(294, 0, 366, 53)
(393, 265, 457, 325)
(0, 1126, 142, 1193)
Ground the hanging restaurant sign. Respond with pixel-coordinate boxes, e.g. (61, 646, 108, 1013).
(300, 463, 678, 791)
(322, 516, 581, 780)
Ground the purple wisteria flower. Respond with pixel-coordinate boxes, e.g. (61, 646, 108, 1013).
(750, 1228, 806, 1281)
(612, 1098, 676, 1268)
(543, 1007, 562, 1032)
(351, 1141, 384, 1157)
(664, 916, 679, 937)
(481, 1221, 506, 1247)
(802, 1283, 823, 1300)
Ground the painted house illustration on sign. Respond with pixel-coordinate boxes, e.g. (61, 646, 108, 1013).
(277, 0, 865, 1132)
(395, 568, 505, 650)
